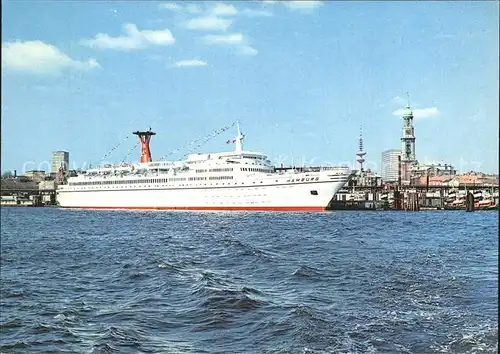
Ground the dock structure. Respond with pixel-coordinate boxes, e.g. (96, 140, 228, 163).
(329, 183, 499, 211)
(1, 176, 57, 207)
(1, 160, 498, 210)
(404, 192, 420, 211)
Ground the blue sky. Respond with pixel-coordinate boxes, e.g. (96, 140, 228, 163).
(2, 1, 498, 174)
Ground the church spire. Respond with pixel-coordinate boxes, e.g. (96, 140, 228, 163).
(400, 93, 416, 163)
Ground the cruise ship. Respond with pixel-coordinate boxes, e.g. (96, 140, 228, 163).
(56, 124, 355, 212)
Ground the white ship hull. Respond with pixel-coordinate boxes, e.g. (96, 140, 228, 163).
(57, 176, 350, 212)
(57, 123, 354, 212)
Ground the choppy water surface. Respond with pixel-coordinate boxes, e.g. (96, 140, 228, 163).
(1, 208, 497, 353)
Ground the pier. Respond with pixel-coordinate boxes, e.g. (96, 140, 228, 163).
(327, 184, 499, 211)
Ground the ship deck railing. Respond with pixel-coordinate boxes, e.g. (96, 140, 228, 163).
(275, 166, 350, 173)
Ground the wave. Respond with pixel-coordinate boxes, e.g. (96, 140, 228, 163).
(292, 265, 324, 280)
(0, 318, 23, 329)
(0, 341, 29, 350)
(431, 324, 498, 353)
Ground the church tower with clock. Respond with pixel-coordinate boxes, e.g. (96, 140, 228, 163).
(399, 94, 417, 183)
(400, 102, 416, 164)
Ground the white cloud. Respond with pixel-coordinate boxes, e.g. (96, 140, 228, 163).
(238, 45, 258, 56)
(158, 3, 182, 11)
(185, 4, 202, 14)
(184, 16, 232, 31)
(210, 3, 238, 16)
(87, 58, 100, 68)
(392, 107, 440, 119)
(203, 33, 258, 56)
(173, 59, 207, 67)
(241, 8, 273, 17)
(203, 33, 244, 45)
(284, 1, 323, 10)
(81, 23, 175, 50)
(158, 2, 201, 14)
(203, 33, 259, 56)
(2, 40, 100, 75)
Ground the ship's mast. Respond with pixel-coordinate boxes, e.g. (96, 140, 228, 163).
(234, 121, 244, 153)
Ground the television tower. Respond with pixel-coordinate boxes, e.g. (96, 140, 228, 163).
(133, 128, 156, 163)
(356, 125, 366, 173)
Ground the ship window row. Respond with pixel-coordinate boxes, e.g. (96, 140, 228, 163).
(188, 177, 207, 181)
(242, 167, 272, 173)
(209, 168, 233, 172)
(70, 179, 166, 186)
(195, 169, 207, 173)
(69, 177, 197, 186)
(208, 176, 233, 180)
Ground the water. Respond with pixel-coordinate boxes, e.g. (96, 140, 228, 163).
(0, 208, 497, 354)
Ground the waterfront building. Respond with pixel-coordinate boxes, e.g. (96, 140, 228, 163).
(410, 163, 456, 179)
(381, 149, 401, 183)
(24, 170, 46, 183)
(51, 151, 69, 173)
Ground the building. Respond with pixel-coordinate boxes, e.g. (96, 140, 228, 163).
(24, 170, 46, 183)
(353, 170, 383, 188)
(1, 177, 39, 195)
(51, 151, 69, 173)
(381, 149, 401, 183)
(39, 180, 57, 191)
(399, 102, 417, 182)
(410, 163, 456, 179)
(400, 104, 416, 164)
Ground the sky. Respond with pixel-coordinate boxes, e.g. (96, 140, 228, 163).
(2, 0, 499, 175)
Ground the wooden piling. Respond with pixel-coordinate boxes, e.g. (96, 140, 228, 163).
(394, 189, 402, 210)
(466, 192, 475, 212)
(403, 192, 420, 211)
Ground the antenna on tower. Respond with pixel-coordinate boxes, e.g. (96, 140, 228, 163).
(356, 125, 366, 173)
(406, 92, 411, 108)
(359, 125, 364, 152)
